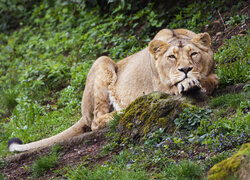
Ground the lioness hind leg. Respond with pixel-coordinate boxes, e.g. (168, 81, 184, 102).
(201, 74, 219, 95)
(91, 112, 115, 130)
(90, 56, 117, 130)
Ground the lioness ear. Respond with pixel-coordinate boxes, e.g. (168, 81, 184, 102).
(192, 32, 211, 48)
(149, 40, 170, 60)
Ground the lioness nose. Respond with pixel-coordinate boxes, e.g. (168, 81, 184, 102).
(178, 67, 193, 74)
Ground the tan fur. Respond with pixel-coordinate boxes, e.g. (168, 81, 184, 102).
(9, 29, 218, 152)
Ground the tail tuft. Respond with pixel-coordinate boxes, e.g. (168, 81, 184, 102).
(8, 138, 23, 152)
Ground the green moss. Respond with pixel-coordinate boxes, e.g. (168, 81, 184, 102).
(126, 123, 133, 130)
(180, 102, 198, 110)
(158, 117, 169, 126)
(117, 92, 194, 143)
(208, 143, 250, 180)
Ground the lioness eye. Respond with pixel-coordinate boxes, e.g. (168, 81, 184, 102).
(191, 52, 198, 57)
(169, 55, 176, 59)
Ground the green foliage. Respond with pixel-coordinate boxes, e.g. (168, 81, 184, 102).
(195, 109, 249, 151)
(226, 14, 248, 26)
(19, 60, 71, 101)
(0, 0, 41, 32)
(0, 173, 3, 180)
(108, 112, 122, 132)
(102, 113, 122, 154)
(0, 88, 18, 117)
(143, 128, 166, 147)
(32, 144, 60, 177)
(204, 151, 233, 171)
(163, 160, 204, 180)
(210, 92, 249, 110)
(0, 159, 5, 169)
(65, 161, 149, 180)
(174, 107, 212, 130)
(215, 34, 250, 87)
(166, 0, 233, 33)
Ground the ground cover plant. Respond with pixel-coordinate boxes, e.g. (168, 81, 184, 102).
(0, 0, 249, 179)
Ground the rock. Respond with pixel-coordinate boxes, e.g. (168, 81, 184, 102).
(208, 143, 250, 180)
(117, 92, 196, 143)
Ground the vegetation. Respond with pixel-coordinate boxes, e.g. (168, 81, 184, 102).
(32, 145, 61, 177)
(214, 34, 250, 87)
(0, 0, 249, 179)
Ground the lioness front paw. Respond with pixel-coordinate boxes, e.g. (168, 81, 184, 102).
(177, 78, 201, 94)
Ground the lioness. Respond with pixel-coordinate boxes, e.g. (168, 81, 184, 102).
(8, 29, 218, 152)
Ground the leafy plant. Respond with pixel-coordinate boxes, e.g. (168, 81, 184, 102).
(226, 14, 248, 26)
(143, 128, 167, 147)
(195, 109, 249, 151)
(174, 107, 212, 130)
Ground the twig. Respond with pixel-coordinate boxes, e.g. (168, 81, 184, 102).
(217, 11, 227, 30)
(240, 5, 249, 13)
(224, 23, 242, 38)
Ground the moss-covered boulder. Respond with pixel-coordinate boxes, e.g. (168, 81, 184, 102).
(117, 92, 196, 143)
(208, 143, 250, 180)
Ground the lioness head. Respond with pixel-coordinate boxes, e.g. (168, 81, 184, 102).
(149, 29, 217, 95)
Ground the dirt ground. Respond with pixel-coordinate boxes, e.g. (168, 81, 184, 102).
(1, 5, 249, 180)
(2, 129, 110, 180)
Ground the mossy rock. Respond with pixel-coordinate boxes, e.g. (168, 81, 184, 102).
(117, 91, 196, 143)
(208, 143, 250, 180)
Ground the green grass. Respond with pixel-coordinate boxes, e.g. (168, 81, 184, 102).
(210, 92, 249, 109)
(0, 173, 4, 180)
(214, 33, 250, 87)
(65, 165, 149, 180)
(163, 160, 204, 180)
(32, 145, 60, 178)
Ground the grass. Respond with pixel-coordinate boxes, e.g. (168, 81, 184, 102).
(0, 173, 3, 180)
(214, 33, 250, 87)
(210, 92, 249, 109)
(163, 160, 204, 180)
(65, 165, 149, 180)
(32, 145, 61, 178)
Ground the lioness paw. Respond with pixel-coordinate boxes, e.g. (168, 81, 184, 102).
(177, 78, 201, 94)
